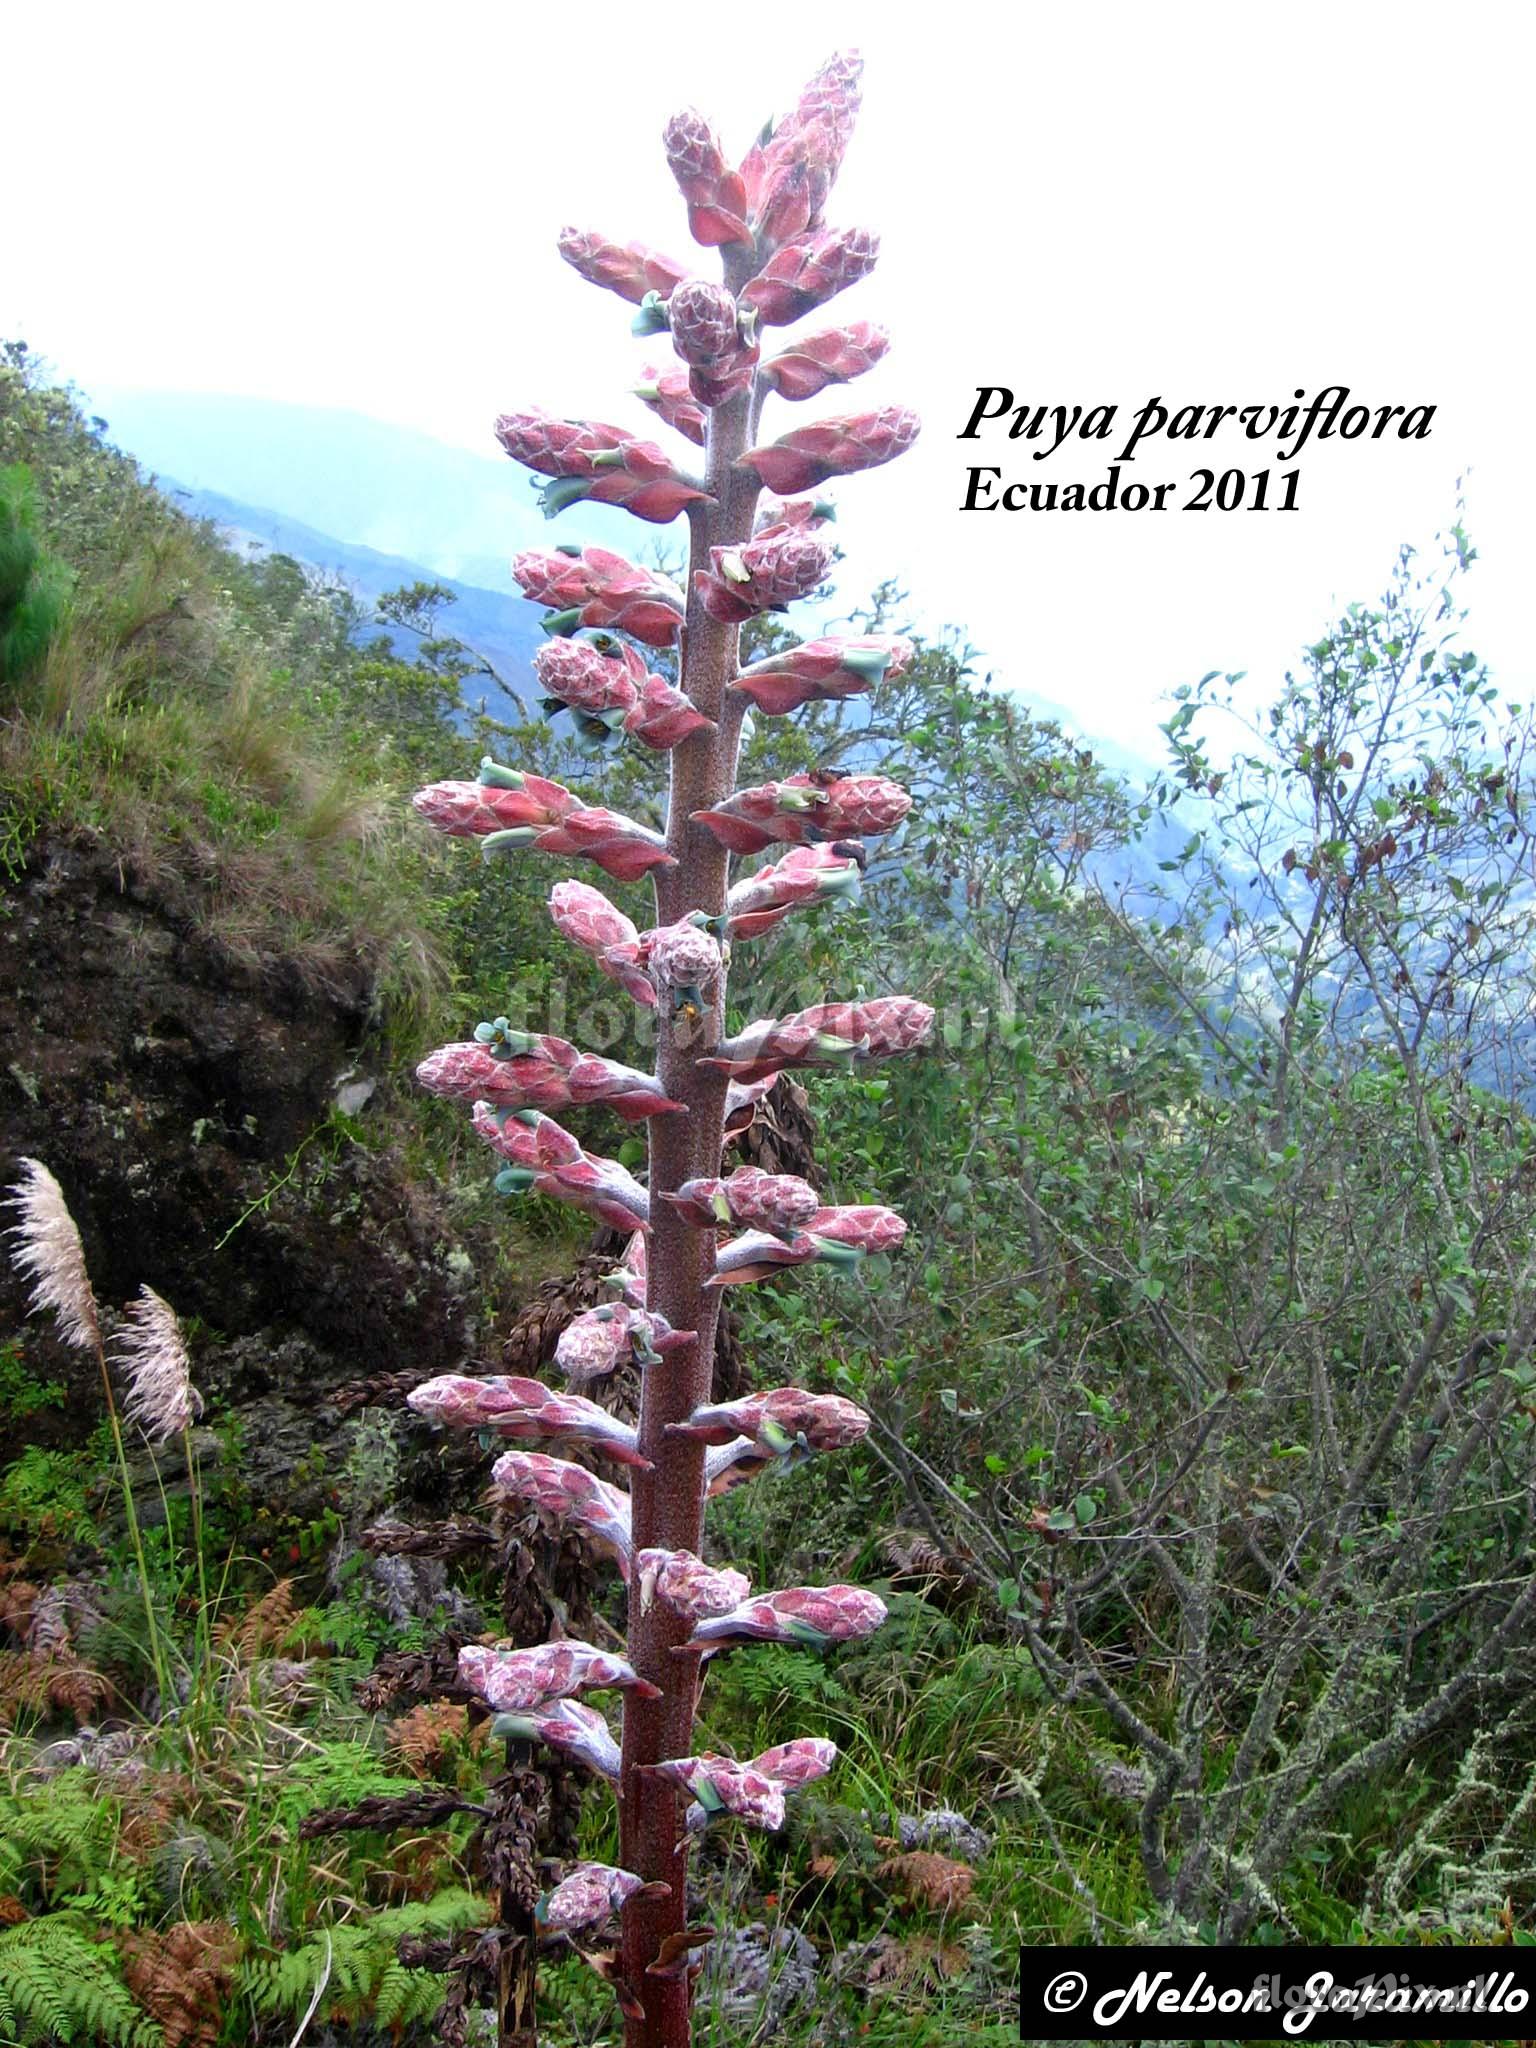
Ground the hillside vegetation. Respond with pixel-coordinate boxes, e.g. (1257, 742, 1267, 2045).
(3, 349, 1536, 2044)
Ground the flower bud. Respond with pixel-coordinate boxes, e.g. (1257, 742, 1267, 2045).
(473, 1106, 652, 1233)
(739, 227, 878, 327)
(732, 635, 912, 715)
(513, 546, 684, 649)
(724, 843, 865, 938)
(459, 1640, 660, 1713)
(694, 771, 909, 853)
(491, 1697, 622, 1780)
(642, 917, 725, 1019)
(695, 530, 833, 625)
(636, 1548, 752, 1622)
(642, 1754, 787, 1832)
(667, 278, 759, 408)
(408, 1372, 650, 1468)
(558, 226, 688, 306)
(739, 405, 920, 495)
(759, 321, 890, 401)
(548, 880, 655, 1007)
(669, 1386, 869, 1457)
(633, 364, 707, 448)
(622, 674, 716, 751)
(490, 1449, 634, 1575)
(533, 636, 642, 721)
(529, 806, 676, 883)
(416, 1034, 682, 1122)
(662, 108, 750, 248)
(412, 764, 579, 837)
(687, 1582, 886, 1650)
(538, 1864, 667, 1939)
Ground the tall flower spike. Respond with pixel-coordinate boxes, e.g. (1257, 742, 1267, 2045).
(114, 1286, 203, 1442)
(430, 53, 920, 2042)
(558, 228, 688, 307)
(458, 1641, 661, 1712)
(3, 1158, 101, 1354)
(408, 1373, 650, 1469)
(662, 109, 750, 248)
(739, 407, 922, 495)
(491, 1450, 634, 1577)
(549, 881, 657, 1008)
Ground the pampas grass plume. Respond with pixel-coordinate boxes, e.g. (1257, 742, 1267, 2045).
(115, 1285, 203, 1442)
(3, 1155, 101, 1353)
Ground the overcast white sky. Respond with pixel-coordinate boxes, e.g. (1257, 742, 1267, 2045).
(6, 1, 1531, 759)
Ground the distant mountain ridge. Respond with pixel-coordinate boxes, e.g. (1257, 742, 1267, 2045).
(163, 479, 545, 705)
(87, 386, 1162, 783)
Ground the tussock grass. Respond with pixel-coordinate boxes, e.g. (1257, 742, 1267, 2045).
(0, 350, 451, 1027)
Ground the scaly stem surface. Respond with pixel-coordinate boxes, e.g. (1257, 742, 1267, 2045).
(618, 362, 762, 2048)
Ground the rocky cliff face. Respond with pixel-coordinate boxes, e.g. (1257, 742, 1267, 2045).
(0, 836, 491, 1513)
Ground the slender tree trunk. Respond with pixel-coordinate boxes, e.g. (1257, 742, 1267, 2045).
(617, 337, 762, 2048)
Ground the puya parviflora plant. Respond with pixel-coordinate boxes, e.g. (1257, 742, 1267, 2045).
(406, 49, 932, 2046)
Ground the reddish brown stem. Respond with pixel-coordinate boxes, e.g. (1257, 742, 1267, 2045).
(617, 351, 764, 2046)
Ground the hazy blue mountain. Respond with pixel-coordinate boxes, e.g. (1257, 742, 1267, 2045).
(89, 386, 1165, 778)
(87, 386, 652, 590)
(164, 480, 544, 706)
